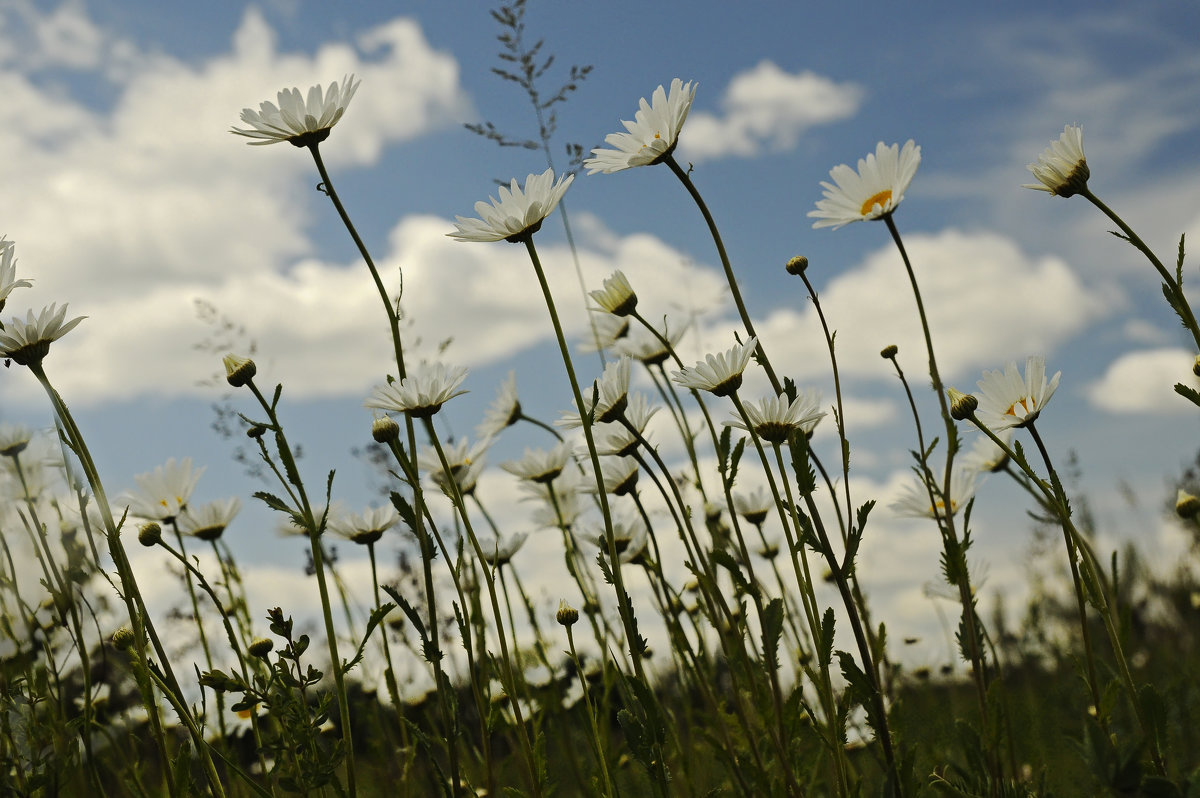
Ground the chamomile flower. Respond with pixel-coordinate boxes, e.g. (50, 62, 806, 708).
(960, 429, 1013, 474)
(0, 423, 33, 458)
(0, 238, 31, 312)
(732, 486, 774, 526)
(671, 336, 757, 397)
(0, 303, 86, 367)
(476, 532, 528, 568)
(476, 371, 521, 440)
(1023, 125, 1089, 198)
(584, 457, 639, 497)
(614, 321, 687, 367)
(419, 437, 491, 497)
(724, 390, 824, 443)
(809, 140, 921, 229)
(580, 312, 631, 353)
(582, 516, 650, 564)
(124, 458, 205, 523)
(178, 498, 242, 542)
(591, 393, 659, 457)
(975, 357, 1060, 431)
(557, 356, 632, 427)
(589, 271, 638, 317)
(891, 469, 978, 520)
(448, 168, 573, 243)
(232, 75, 360, 147)
(329, 505, 399, 545)
(585, 79, 697, 174)
(502, 442, 574, 484)
(365, 363, 468, 419)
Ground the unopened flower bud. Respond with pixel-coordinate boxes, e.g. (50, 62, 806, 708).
(137, 522, 162, 547)
(223, 354, 257, 388)
(1176, 489, 1200, 520)
(248, 637, 275, 658)
(947, 388, 978, 420)
(1193, 354, 1200, 378)
(247, 424, 267, 439)
(785, 256, 809, 275)
(112, 626, 135, 651)
(880, 344, 899, 359)
(556, 599, 579, 627)
(372, 414, 399, 444)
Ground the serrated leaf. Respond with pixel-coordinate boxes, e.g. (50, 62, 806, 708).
(761, 597, 783, 672)
(818, 608, 836, 667)
(341, 602, 396, 675)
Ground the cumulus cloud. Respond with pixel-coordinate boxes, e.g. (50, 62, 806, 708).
(753, 229, 1109, 385)
(1087, 347, 1199, 413)
(679, 61, 863, 162)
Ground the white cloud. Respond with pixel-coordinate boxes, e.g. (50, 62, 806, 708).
(1087, 347, 1199, 413)
(754, 229, 1109, 385)
(679, 61, 863, 162)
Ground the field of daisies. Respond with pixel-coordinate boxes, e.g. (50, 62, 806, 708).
(3, 13, 1200, 798)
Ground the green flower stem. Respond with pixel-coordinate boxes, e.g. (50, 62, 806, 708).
(422, 418, 543, 797)
(307, 143, 408, 378)
(26, 361, 219, 797)
(520, 235, 647, 682)
(245, 377, 357, 797)
(664, 154, 783, 395)
(367, 541, 404, 717)
(168, 522, 226, 742)
(565, 624, 616, 798)
(1080, 187, 1200, 351)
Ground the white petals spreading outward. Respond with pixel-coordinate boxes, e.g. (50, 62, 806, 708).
(585, 78, 698, 174)
(1023, 125, 1089, 197)
(179, 497, 242, 542)
(476, 371, 522, 440)
(231, 74, 361, 146)
(365, 363, 468, 418)
(125, 457, 206, 523)
(502, 442, 574, 484)
(672, 336, 757, 397)
(477, 532, 529, 567)
(809, 140, 921, 229)
(558, 356, 632, 427)
(329, 505, 399, 545)
(0, 303, 86, 366)
(724, 390, 825, 443)
(448, 168, 574, 243)
(0, 238, 32, 310)
(975, 356, 1061, 431)
(891, 469, 978, 520)
(589, 270, 638, 316)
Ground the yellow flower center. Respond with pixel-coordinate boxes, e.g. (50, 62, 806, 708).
(859, 189, 892, 216)
(1004, 397, 1035, 418)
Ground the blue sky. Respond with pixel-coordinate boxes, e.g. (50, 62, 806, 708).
(2, 0, 1199, 656)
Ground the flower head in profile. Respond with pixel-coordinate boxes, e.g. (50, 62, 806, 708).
(329, 505, 399, 545)
(125, 457, 205, 523)
(419, 437, 491, 498)
(975, 356, 1060, 431)
(0, 423, 33, 458)
(448, 168, 573, 243)
(589, 271, 638, 317)
(476, 371, 521, 440)
(232, 75, 360, 147)
(0, 238, 32, 313)
(732, 486, 774, 526)
(584, 457, 639, 497)
(581, 312, 631, 353)
(961, 429, 1013, 474)
(558, 356, 632, 427)
(614, 320, 687, 367)
(809, 140, 921, 230)
(582, 515, 650, 564)
(724, 390, 824, 443)
(0, 304, 86, 367)
(476, 532, 528, 568)
(591, 393, 659, 457)
(178, 497, 242, 542)
(365, 363, 468, 419)
(892, 469, 978, 520)
(1023, 125, 1089, 198)
(502, 442, 574, 484)
(585, 79, 697, 174)
(671, 336, 757, 397)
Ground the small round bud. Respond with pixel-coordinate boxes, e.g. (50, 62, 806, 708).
(1193, 355, 1200, 378)
(556, 599, 579, 627)
(1176, 489, 1200, 520)
(880, 344, 899, 359)
(247, 424, 268, 439)
(372, 414, 400, 444)
(112, 626, 135, 651)
(947, 388, 978, 421)
(223, 354, 257, 388)
(137, 522, 162, 547)
(248, 637, 275, 658)
(785, 255, 809, 275)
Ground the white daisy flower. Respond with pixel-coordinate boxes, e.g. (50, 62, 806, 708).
(328, 505, 399, 545)
(419, 437, 491, 497)
(724, 390, 825, 443)
(0, 238, 32, 311)
(975, 357, 1060, 431)
(583, 457, 639, 497)
(502, 442, 574, 484)
(178, 497, 242, 542)
(960, 429, 1013, 474)
(585, 79, 697, 174)
(476, 371, 521, 440)
(580, 311, 631, 353)
(732, 486, 774, 526)
(0, 423, 33, 458)
(557, 356, 632, 427)
(614, 321, 687, 367)
(124, 458, 206, 523)
(522, 468, 585, 530)
(448, 168, 573, 243)
(365, 363, 468, 419)
(232, 75, 361, 146)
(891, 469, 978, 520)
(671, 336, 757, 397)
(1023, 125, 1089, 197)
(581, 515, 650, 564)
(476, 532, 528, 567)
(589, 271, 638, 317)
(809, 140, 921, 230)
(0, 303, 86, 366)
(591, 393, 659, 457)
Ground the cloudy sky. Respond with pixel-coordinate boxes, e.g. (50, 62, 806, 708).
(3, 0, 1199, 662)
